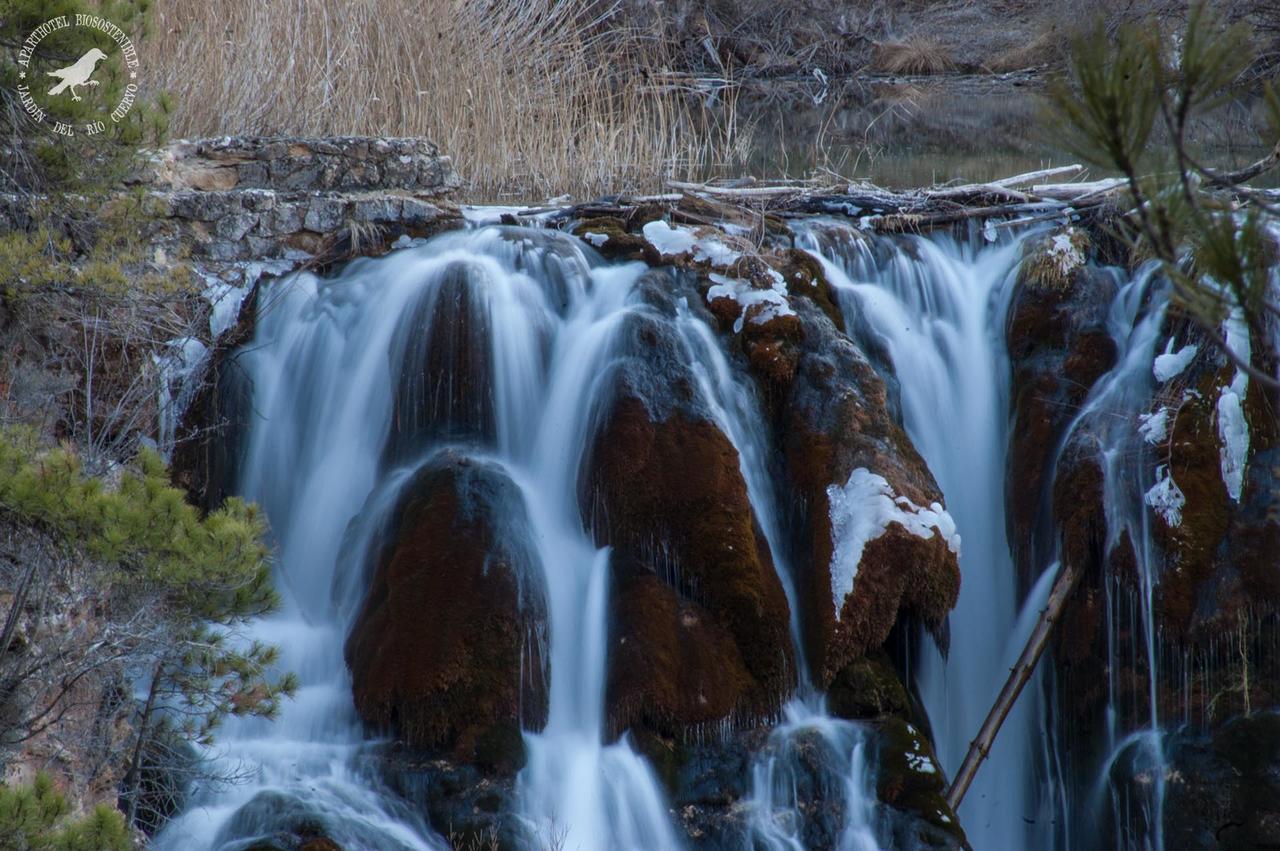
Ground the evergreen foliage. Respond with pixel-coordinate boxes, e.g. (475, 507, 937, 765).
(0, 773, 130, 851)
(0, 427, 296, 741)
(0, 426, 296, 833)
(1048, 2, 1280, 387)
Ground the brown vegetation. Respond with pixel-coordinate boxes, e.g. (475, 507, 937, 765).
(871, 37, 958, 76)
(148, 0, 728, 201)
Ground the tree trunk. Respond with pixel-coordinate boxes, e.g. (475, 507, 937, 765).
(123, 661, 163, 827)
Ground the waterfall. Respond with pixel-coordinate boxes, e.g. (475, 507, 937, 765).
(799, 223, 1050, 849)
(1045, 264, 1172, 849)
(155, 228, 679, 850)
(152, 215, 1189, 850)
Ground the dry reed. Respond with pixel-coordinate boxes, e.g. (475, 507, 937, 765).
(148, 0, 734, 201)
(871, 36, 958, 76)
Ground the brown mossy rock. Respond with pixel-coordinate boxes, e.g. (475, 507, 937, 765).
(580, 308, 795, 734)
(739, 296, 804, 390)
(776, 247, 843, 329)
(1144, 314, 1280, 641)
(1153, 712, 1280, 850)
(345, 450, 546, 766)
(838, 525, 958, 658)
(382, 259, 496, 464)
(1049, 435, 1148, 732)
(1150, 361, 1234, 635)
(875, 717, 968, 848)
(781, 297, 959, 685)
(1005, 235, 1117, 587)
(584, 391, 794, 732)
(571, 216, 650, 262)
(827, 652, 911, 721)
(607, 572, 756, 737)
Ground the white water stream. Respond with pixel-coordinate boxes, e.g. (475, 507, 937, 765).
(153, 219, 1181, 851)
(800, 225, 1050, 849)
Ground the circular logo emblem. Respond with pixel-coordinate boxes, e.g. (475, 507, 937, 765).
(15, 14, 140, 138)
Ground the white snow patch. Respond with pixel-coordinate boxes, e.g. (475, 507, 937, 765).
(1153, 339, 1198, 382)
(1138, 407, 1170, 445)
(642, 220, 742, 265)
(706, 272, 795, 334)
(201, 260, 291, 339)
(1047, 231, 1085, 276)
(581, 231, 609, 248)
(1216, 307, 1251, 502)
(906, 753, 937, 774)
(826, 468, 961, 620)
(460, 204, 531, 224)
(642, 220, 698, 256)
(204, 279, 250, 339)
(1145, 465, 1186, 526)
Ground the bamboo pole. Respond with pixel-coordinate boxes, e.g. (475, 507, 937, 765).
(945, 560, 1084, 812)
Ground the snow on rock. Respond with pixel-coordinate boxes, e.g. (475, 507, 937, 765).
(643, 219, 698, 256)
(706, 271, 795, 334)
(581, 231, 609, 248)
(826, 468, 961, 620)
(460, 204, 532, 224)
(642, 220, 742, 265)
(1138, 407, 1170, 445)
(1145, 464, 1186, 526)
(1153, 339, 1198, 382)
(1047, 230, 1086, 277)
(1216, 306, 1252, 501)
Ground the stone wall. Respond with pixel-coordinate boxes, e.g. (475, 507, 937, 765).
(1, 135, 464, 268)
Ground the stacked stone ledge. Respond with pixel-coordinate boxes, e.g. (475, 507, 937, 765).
(0, 135, 464, 268)
(136, 135, 463, 264)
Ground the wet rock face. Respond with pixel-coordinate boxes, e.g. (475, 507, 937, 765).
(875, 717, 968, 849)
(579, 305, 795, 735)
(1140, 713, 1280, 850)
(651, 720, 966, 850)
(1144, 312, 1280, 641)
(344, 450, 547, 765)
(780, 297, 960, 685)
(1005, 232, 1118, 588)
(382, 262, 499, 465)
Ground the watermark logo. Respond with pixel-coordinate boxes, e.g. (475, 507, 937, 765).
(15, 15, 140, 138)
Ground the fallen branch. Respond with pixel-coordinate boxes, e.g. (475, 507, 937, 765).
(946, 560, 1083, 812)
(1204, 140, 1280, 188)
(992, 164, 1085, 188)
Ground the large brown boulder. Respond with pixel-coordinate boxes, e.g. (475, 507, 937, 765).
(1005, 229, 1118, 588)
(344, 450, 547, 767)
(779, 296, 960, 685)
(579, 299, 795, 736)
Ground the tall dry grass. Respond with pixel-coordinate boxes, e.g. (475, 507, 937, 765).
(148, 0, 734, 201)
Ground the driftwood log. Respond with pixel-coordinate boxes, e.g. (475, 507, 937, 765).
(536, 164, 1130, 237)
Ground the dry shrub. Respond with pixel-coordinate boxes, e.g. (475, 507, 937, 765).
(148, 0, 726, 201)
(984, 29, 1065, 73)
(871, 36, 957, 76)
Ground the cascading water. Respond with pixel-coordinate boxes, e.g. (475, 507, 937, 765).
(156, 228, 679, 850)
(152, 211, 1197, 851)
(799, 223, 1052, 849)
(1037, 263, 1174, 850)
(677, 303, 883, 850)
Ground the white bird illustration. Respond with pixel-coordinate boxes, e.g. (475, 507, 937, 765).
(46, 48, 107, 101)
